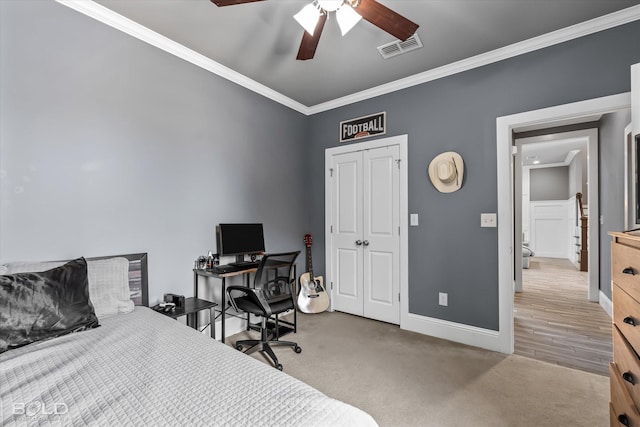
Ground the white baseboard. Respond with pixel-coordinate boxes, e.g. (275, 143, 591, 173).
(402, 312, 504, 353)
(599, 290, 613, 319)
(400, 288, 612, 355)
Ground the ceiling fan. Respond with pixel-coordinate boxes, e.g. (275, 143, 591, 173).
(210, 0, 419, 60)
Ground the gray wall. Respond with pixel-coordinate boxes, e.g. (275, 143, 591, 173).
(0, 1, 309, 304)
(2, 1, 639, 332)
(568, 151, 584, 203)
(530, 167, 570, 201)
(307, 21, 640, 330)
(599, 109, 632, 299)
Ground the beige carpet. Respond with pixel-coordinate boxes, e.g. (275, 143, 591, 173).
(228, 311, 609, 427)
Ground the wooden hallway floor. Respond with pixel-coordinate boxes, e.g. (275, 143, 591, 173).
(514, 257, 612, 376)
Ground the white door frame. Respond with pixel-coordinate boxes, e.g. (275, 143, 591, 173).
(496, 92, 631, 353)
(325, 135, 408, 328)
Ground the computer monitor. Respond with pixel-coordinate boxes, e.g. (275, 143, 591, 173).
(216, 223, 265, 264)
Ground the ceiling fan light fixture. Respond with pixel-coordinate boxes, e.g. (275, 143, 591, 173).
(294, 3, 321, 36)
(317, 0, 343, 12)
(336, 4, 362, 36)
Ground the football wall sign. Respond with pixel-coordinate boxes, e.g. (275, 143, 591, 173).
(340, 112, 386, 143)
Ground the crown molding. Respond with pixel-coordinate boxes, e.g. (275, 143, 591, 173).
(56, 1, 640, 116)
(308, 5, 640, 114)
(54, 0, 311, 115)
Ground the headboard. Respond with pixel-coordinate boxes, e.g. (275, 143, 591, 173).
(86, 253, 149, 307)
(2, 253, 149, 307)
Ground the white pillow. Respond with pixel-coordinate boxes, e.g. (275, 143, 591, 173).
(1, 257, 134, 319)
(86, 258, 135, 318)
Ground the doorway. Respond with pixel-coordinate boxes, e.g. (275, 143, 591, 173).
(495, 92, 631, 354)
(324, 135, 408, 326)
(513, 129, 598, 298)
(512, 128, 613, 374)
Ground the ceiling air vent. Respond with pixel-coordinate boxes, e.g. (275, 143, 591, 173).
(377, 34, 423, 59)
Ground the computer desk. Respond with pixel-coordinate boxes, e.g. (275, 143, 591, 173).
(193, 260, 297, 343)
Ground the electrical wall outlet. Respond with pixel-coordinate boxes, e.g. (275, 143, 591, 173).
(410, 213, 419, 226)
(439, 292, 448, 306)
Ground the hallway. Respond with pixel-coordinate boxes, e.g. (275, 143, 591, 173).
(514, 257, 612, 376)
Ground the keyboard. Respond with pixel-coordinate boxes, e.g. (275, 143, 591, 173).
(209, 265, 240, 274)
(209, 261, 260, 274)
(230, 261, 260, 268)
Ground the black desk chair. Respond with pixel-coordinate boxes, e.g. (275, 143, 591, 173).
(226, 251, 301, 370)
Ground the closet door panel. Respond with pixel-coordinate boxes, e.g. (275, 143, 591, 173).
(331, 151, 364, 316)
(363, 146, 400, 324)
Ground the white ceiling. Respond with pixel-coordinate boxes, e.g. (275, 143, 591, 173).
(515, 114, 601, 167)
(86, 0, 640, 110)
(520, 136, 588, 167)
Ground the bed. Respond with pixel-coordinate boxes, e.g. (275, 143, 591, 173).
(0, 254, 377, 426)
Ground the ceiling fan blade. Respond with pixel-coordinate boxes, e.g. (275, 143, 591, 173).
(354, 0, 419, 41)
(210, 0, 265, 6)
(296, 13, 328, 61)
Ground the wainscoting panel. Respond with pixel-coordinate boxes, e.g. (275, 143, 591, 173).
(530, 201, 569, 258)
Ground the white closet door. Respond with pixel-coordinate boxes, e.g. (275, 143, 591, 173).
(329, 144, 400, 324)
(362, 146, 400, 324)
(331, 151, 364, 316)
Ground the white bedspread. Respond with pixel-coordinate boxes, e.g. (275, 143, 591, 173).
(0, 307, 377, 426)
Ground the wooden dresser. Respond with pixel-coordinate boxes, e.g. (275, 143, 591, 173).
(610, 231, 640, 426)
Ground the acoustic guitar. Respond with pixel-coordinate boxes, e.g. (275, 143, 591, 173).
(298, 234, 330, 314)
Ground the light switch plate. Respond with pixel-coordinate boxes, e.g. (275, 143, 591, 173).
(439, 292, 448, 306)
(481, 213, 497, 228)
(410, 214, 419, 226)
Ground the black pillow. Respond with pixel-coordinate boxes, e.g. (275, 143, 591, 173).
(0, 257, 99, 353)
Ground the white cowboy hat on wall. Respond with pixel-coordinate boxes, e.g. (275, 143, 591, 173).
(428, 151, 464, 193)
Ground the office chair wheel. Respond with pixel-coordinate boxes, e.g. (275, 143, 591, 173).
(276, 363, 283, 371)
(294, 346, 302, 354)
(235, 344, 243, 351)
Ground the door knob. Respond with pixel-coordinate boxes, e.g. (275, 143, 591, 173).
(363, 240, 370, 246)
(355, 240, 363, 246)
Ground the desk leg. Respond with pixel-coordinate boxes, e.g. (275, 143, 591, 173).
(193, 270, 198, 299)
(192, 271, 199, 330)
(293, 264, 297, 333)
(221, 277, 226, 344)
(214, 307, 216, 340)
(245, 273, 251, 331)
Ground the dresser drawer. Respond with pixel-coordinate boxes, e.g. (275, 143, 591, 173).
(614, 325, 640, 408)
(614, 284, 640, 353)
(611, 363, 640, 427)
(613, 243, 640, 302)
